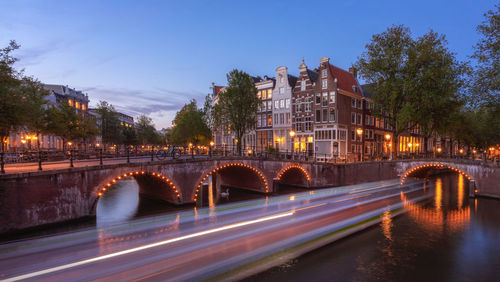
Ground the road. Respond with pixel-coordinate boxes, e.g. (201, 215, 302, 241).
(2, 155, 205, 174)
(0, 179, 433, 281)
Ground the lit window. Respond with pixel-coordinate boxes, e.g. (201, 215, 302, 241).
(68, 99, 73, 107)
(75, 101, 80, 109)
(81, 104, 86, 110)
(267, 89, 272, 99)
(257, 91, 261, 99)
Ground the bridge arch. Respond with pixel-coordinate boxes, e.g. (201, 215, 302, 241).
(91, 170, 181, 212)
(276, 165, 311, 187)
(400, 163, 473, 185)
(192, 162, 269, 203)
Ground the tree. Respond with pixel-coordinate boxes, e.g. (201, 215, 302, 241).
(95, 101, 122, 146)
(408, 30, 469, 154)
(212, 69, 259, 155)
(45, 103, 82, 150)
(355, 25, 415, 158)
(470, 4, 499, 107)
(0, 41, 23, 155)
(170, 100, 211, 145)
(76, 116, 99, 150)
(22, 77, 51, 151)
(135, 114, 161, 145)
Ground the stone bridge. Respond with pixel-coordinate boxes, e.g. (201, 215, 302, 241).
(0, 158, 498, 233)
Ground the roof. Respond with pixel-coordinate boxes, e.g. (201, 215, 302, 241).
(360, 84, 375, 98)
(306, 69, 318, 83)
(287, 74, 298, 88)
(328, 65, 361, 95)
(214, 86, 226, 96)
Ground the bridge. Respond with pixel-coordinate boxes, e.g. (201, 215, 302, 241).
(0, 157, 498, 233)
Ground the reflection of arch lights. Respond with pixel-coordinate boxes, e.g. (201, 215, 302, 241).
(96, 171, 180, 200)
(400, 163, 472, 185)
(277, 165, 311, 182)
(193, 163, 269, 202)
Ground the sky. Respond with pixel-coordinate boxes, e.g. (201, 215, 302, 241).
(1, 0, 496, 129)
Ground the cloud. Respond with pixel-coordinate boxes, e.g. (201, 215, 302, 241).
(15, 39, 76, 67)
(79, 85, 206, 127)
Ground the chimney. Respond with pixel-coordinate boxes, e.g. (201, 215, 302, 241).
(349, 67, 357, 78)
(319, 57, 330, 64)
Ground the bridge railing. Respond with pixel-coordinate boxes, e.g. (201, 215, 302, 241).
(1, 144, 498, 174)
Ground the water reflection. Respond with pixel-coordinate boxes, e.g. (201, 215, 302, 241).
(96, 179, 139, 227)
(248, 173, 500, 282)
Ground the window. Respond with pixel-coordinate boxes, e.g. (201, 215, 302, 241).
(280, 87, 285, 94)
(352, 85, 358, 93)
(351, 112, 356, 124)
(329, 91, 335, 103)
(351, 130, 356, 141)
(274, 114, 278, 124)
(280, 99, 285, 108)
(322, 69, 327, 77)
(285, 98, 290, 109)
(257, 91, 261, 99)
(316, 93, 321, 104)
(268, 114, 272, 126)
(366, 115, 370, 125)
(322, 79, 327, 89)
(339, 130, 346, 140)
(305, 117, 312, 131)
(261, 101, 266, 111)
(322, 109, 328, 122)
(329, 108, 336, 122)
(81, 104, 86, 110)
(280, 113, 284, 124)
(316, 110, 321, 122)
(267, 89, 272, 99)
(280, 76, 284, 83)
(365, 130, 369, 139)
(301, 80, 306, 91)
(286, 113, 290, 124)
(274, 100, 279, 109)
(68, 99, 73, 107)
(351, 144, 356, 153)
(267, 101, 272, 111)
(295, 100, 302, 112)
(305, 99, 312, 112)
(357, 114, 362, 125)
(322, 93, 328, 106)
(371, 116, 375, 126)
(351, 98, 356, 107)
(257, 115, 262, 127)
(75, 101, 80, 109)
(357, 100, 362, 109)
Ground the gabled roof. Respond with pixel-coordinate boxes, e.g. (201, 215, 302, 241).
(360, 84, 375, 99)
(306, 69, 318, 83)
(214, 86, 226, 96)
(329, 65, 361, 95)
(287, 74, 298, 88)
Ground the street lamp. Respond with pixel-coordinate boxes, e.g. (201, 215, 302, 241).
(96, 143, 103, 166)
(289, 130, 295, 159)
(68, 141, 74, 168)
(385, 134, 392, 160)
(356, 128, 363, 162)
(209, 141, 214, 158)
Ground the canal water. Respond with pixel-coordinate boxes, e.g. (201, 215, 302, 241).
(245, 173, 500, 282)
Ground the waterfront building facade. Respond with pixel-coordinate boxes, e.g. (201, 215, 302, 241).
(272, 66, 297, 152)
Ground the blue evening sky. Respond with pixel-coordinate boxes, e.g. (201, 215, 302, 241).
(1, 0, 496, 128)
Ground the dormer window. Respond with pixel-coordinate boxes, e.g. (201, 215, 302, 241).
(322, 69, 327, 77)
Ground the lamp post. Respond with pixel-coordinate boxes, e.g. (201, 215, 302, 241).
(289, 130, 295, 160)
(68, 142, 74, 168)
(356, 128, 363, 162)
(385, 133, 392, 160)
(209, 141, 214, 158)
(96, 143, 103, 166)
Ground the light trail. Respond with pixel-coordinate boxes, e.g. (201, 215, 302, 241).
(1, 212, 294, 282)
